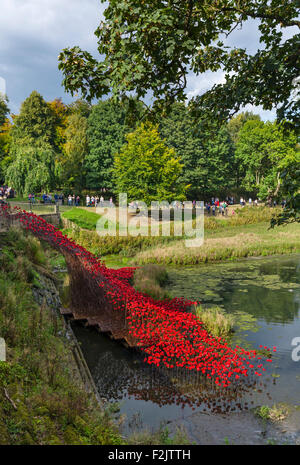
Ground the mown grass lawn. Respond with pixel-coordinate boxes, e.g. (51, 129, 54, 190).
(62, 207, 102, 230)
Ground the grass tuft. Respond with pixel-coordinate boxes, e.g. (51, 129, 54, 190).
(193, 305, 235, 338)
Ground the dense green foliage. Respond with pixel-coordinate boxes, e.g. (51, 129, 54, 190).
(58, 1, 299, 130)
(11, 91, 57, 148)
(6, 144, 56, 195)
(235, 120, 299, 199)
(114, 122, 188, 203)
(85, 100, 134, 192)
(6, 92, 58, 195)
(160, 103, 235, 198)
(2, 89, 298, 218)
(0, 229, 124, 445)
(60, 113, 88, 190)
(0, 94, 9, 127)
(271, 166, 300, 226)
(0, 120, 11, 184)
(57, 0, 300, 224)
(133, 264, 169, 300)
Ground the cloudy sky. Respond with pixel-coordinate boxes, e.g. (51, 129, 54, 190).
(0, 0, 297, 119)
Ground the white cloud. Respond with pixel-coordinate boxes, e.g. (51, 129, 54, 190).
(0, 0, 105, 113)
(186, 71, 226, 100)
(0, 77, 6, 96)
(238, 104, 277, 122)
(0, 2, 297, 119)
(0, 0, 104, 50)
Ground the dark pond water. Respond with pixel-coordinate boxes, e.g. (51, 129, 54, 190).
(72, 254, 300, 435)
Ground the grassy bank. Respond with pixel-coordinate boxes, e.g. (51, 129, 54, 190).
(0, 229, 124, 445)
(0, 228, 191, 445)
(132, 221, 300, 265)
(62, 207, 102, 230)
(59, 207, 298, 267)
(63, 221, 300, 267)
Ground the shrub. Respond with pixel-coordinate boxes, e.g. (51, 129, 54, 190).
(229, 206, 279, 226)
(193, 305, 234, 338)
(255, 404, 290, 422)
(133, 265, 169, 300)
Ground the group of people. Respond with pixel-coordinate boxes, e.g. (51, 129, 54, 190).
(67, 194, 81, 206)
(205, 199, 229, 216)
(0, 186, 14, 200)
(239, 197, 259, 207)
(86, 195, 114, 208)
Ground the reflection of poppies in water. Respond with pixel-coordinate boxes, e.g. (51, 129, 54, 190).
(91, 350, 270, 414)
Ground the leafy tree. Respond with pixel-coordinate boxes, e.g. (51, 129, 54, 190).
(204, 126, 236, 197)
(0, 119, 12, 183)
(6, 92, 58, 194)
(11, 91, 57, 148)
(160, 103, 234, 199)
(58, 1, 300, 128)
(48, 98, 69, 153)
(227, 112, 261, 145)
(68, 99, 92, 118)
(0, 94, 9, 127)
(58, 113, 88, 191)
(227, 112, 261, 187)
(271, 163, 300, 226)
(113, 122, 188, 204)
(6, 144, 56, 195)
(235, 120, 299, 199)
(85, 99, 136, 191)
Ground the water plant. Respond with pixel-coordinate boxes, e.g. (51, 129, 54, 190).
(255, 404, 290, 422)
(133, 264, 169, 300)
(193, 305, 235, 338)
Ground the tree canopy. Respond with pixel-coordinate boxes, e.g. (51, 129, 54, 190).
(113, 122, 188, 203)
(160, 103, 235, 199)
(6, 144, 56, 195)
(0, 94, 9, 127)
(59, 113, 88, 191)
(58, 0, 300, 129)
(85, 99, 139, 192)
(6, 91, 58, 195)
(235, 119, 299, 199)
(11, 91, 58, 148)
(0, 95, 11, 183)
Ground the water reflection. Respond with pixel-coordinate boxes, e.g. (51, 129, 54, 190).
(72, 254, 300, 429)
(73, 324, 270, 416)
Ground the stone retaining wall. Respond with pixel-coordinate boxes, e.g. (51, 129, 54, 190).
(0, 212, 61, 231)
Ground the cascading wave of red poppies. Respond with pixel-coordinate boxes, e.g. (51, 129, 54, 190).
(1, 205, 275, 387)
